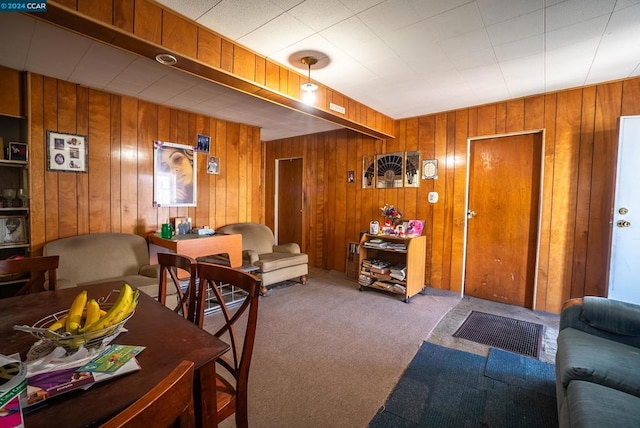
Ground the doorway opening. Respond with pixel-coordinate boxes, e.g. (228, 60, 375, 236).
(275, 157, 303, 248)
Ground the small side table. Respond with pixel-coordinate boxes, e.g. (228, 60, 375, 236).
(148, 232, 243, 267)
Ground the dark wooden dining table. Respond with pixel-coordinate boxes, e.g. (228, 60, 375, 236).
(0, 281, 229, 427)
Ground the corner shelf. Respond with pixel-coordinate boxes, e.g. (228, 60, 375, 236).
(358, 233, 426, 302)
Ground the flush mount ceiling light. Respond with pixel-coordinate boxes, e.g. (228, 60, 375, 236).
(155, 53, 178, 66)
(300, 56, 318, 104)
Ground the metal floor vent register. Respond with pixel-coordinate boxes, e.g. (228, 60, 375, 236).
(453, 311, 544, 358)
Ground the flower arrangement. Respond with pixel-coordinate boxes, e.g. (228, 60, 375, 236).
(380, 204, 402, 226)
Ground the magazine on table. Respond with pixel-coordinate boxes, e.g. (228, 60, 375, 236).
(25, 345, 143, 408)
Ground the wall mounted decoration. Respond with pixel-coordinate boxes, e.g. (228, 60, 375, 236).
(46, 131, 88, 173)
(405, 151, 420, 187)
(363, 156, 375, 189)
(197, 134, 210, 154)
(347, 170, 355, 183)
(376, 152, 404, 188)
(0, 215, 27, 245)
(207, 156, 220, 175)
(8, 142, 27, 162)
(422, 159, 438, 179)
(153, 141, 197, 207)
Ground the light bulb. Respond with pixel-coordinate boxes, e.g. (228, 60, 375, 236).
(302, 89, 317, 104)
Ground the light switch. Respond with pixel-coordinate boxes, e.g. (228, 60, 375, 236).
(428, 192, 438, 203)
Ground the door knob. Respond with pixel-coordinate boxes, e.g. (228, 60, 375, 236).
(617, 220, 631, 228)
(467, 210, 477, 219)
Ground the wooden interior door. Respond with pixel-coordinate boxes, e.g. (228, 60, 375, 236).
(277, 158, 303, 247)
(464, 133, 542, 307)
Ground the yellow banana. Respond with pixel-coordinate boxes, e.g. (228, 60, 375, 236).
(79, 283, 134, 333)
(65, 290, 88, 334)
(84, 299, 101, 328)
(48, 314, 69, 333)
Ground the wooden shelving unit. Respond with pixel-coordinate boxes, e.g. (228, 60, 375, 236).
(358, 233, 426, 302)
(0, 113, 30, 297)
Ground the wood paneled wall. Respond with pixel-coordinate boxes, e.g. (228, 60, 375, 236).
(265, 76, 640, 314)
(27, 72, 263, 254)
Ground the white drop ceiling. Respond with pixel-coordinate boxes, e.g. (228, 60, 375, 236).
(1, 0, 639, 141)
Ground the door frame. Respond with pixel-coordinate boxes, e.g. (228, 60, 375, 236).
(274, 156, 303, 246)
(461, 129, 546, 309)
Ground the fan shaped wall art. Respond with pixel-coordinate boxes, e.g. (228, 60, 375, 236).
(362, 152, 422, 189)
(376, 152, 404, 188)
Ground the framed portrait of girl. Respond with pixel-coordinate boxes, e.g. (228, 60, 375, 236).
(153, 141, 197, 207)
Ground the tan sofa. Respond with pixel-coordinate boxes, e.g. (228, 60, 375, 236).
(42, 233, 161, 300)
(216, 223, 308, 294)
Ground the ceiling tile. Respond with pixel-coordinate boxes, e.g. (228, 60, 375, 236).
(288, 0, 353, 31)
(422, 2, 485, 41)
(450, 47, 497, 71)
(357, 0, 422, 37)
(0, 14, 34, 70)
(486, 10, 543, 46)
(320, 16, 378, 52)
(493, 35, 543, 62)
(25, 21, 92, 80)
(339, 0, 385, 14)
(614, 0, 640, 11)
(407, 0, 474, 21)
(198, 0, 285, 40)
(70, 42, 137, 89)
(477, 0, 543, 26)
(105, 58, 171, 97)
(438, 28, 491, 57)
(500, 56, 545, 97)
(237, 13, 315, 56)
(545, 15, 608, 50)
(544, 0, 616, 32)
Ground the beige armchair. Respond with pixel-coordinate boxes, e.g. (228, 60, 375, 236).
(217, 223, 308, 295)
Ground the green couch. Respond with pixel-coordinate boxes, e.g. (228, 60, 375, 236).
(556, 297, 640, 427)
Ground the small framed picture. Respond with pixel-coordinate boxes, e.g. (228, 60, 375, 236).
(8, 142, 27, 162)
(197, 134, 211, 154)
(0, 215, 27, 246)
(406, 220, 424, 237)
(174, 216, 190, 235)
(46, 131, 88, 173)
(207, 156, 220, 175)
(347, 170, 355, 183)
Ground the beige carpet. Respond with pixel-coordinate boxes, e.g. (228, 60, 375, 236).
(204, 269, 461, 428)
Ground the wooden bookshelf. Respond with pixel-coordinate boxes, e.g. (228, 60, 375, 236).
(358, 233, 426, 302)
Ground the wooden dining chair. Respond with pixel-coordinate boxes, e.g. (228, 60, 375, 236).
(0, 255, 59, 295)
(157, 253, 202, 325)
(100, 360, 195, 428)
(197, 263, 260, 428)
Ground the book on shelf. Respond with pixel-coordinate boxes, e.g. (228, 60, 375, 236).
(369, 266, 391, 275)
(386, 243, 407, 251)
(364, 241, 388, 249)
(390, 264, 407, 281)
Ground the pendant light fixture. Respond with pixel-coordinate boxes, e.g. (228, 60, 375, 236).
(300, 56, 318, 104)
